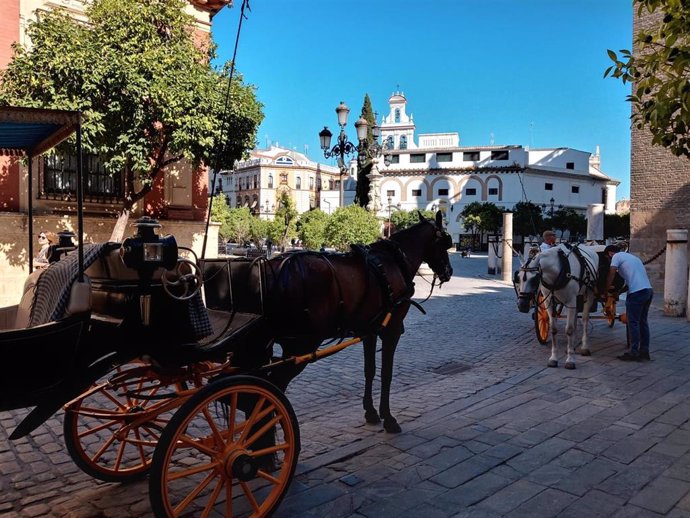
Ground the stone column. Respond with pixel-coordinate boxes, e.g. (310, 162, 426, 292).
(586, 203, 604, 241)
(488, 235, 498, 275)
(501, 212, 513, 282)
(366, 160, 382, 214)
(663, 229, 688, 317)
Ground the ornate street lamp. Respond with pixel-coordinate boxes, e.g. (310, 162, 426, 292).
(319, 102, 359, 208)
(319, 102, 392, 209)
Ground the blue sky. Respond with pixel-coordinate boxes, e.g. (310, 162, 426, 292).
(212, 0, 633, 200)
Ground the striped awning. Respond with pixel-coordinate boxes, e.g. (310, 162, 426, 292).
(0, 106, 81, 156)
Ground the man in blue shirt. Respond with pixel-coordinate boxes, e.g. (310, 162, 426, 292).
(605, 244, 654, 361)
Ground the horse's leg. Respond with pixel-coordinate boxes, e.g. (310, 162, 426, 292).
(580, 291, 593, 357)
(362, 334, 380, 424)
(548, 293, 559, 368)
(379, 330, 403, 433)
(564, 304, 578, 369)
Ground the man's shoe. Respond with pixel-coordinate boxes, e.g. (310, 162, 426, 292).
(639, 352, 651, 360)
(618, 352, 641, 362)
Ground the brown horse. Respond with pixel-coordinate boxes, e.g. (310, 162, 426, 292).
(252, 211, 453, 433)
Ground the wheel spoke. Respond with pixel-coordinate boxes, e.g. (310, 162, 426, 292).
(173, 470, 218, 516)
(225, 480, 233, 517)
(228, 392, 238, 438)
(91, 432, 118, 463)
(76, 418, 121, 438)
(168, 461, 218, 482)
(133, 428, 147, 467)
(201, 407, 225, 448)
(239, 480, 260, 513)
(200, 476, 225, 518)
(113, 432, 128, 471)
(256, 470, 280, 485)
(175, 434, 219, 457)
(248, 443, 290, 457)
(244, 414, 281, 449)
(238, 397, 265, 443)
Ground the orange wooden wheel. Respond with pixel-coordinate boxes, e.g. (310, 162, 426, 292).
(149, 376, 300, 518)
(535, 292, 550, 345)
(63, 361, 186, 483)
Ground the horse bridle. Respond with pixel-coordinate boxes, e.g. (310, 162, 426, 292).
(515, 257, 541, 303)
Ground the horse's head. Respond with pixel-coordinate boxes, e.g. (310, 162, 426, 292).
(419, 211, 453, 283)
(515, 254, 541, 313)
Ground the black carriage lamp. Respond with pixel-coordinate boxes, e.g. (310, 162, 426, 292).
(354, 116, 393, 168)
(121, 216, 179, 326)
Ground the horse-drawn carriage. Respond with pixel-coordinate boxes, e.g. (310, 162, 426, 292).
(514, 242, 627, 369)
(1, 107, 453, 517)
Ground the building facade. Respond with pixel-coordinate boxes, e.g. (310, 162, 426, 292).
(373, 92, 619, 244)
(218, 146, 341, 219)
(630, 8, 690, 292)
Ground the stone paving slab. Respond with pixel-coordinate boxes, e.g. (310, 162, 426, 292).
(3, 253, 690, 516)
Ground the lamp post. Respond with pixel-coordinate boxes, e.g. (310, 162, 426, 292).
(542, 197, 556, 217)
(319, 102, 359, 208)
(319, 102, 392, 210)
(386, 196, 401, 238)
(355, 114, 392, 213)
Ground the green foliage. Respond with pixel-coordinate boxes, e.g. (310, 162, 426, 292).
(512, 201, 544, 237)
(267, 192, 298, 249)
(223, 207, 254, 244)
(325, 205, 381, 251)
(0, 0, 263, 208)
(298, 209, 330, 250)
(604, 213, 631, 238)
(354, 93, 376, 208)
(548, 208, 586, 238)
(210, 193, 232, 238)
(461, 202, 504, 233)
(390, 209, 435, 231)
(605, 0, 690, 158)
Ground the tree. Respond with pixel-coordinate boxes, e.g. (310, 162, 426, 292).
(461, 202, 503, 233)
(512, 201, 544, 238)
(354, 93, 376, 208)
(604, 213, 631, 238)
(325, 205, 381, 251)
(550, 208, 586, 240)
(0, 0, 263, 226)
(298, 209, 330, 250)
(267, 192, 298, 251)
(210, 193, 232, 239)
(605, 1, 690, 158)
(390, 209, 435, 232)
(223, 207, 254, 245)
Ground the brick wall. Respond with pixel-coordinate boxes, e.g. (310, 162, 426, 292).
(631, 9, 690, 292)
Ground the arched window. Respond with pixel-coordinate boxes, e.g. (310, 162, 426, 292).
(386, 136, 394, 150)
(296, 176, 302, 189)
(400, 135, 407, 150)
(395, 108, 401, 123)
(268, 174, 273, 188)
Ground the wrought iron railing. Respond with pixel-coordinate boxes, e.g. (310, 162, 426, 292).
(40, 153, 124, 204)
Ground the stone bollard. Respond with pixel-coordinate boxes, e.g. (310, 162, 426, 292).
(488, 235, 498, 275)
(663, 229, 688, 317)
(501, 212, 513, 283)
(586, 203, 604, 241)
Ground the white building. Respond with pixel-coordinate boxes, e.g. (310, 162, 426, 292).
(215, 146, 341, 219)
(372, 92, 619, 243)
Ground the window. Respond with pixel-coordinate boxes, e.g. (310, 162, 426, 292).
(275, 156, 294, 165)
(309, 177, 314, 190)
(296, 176, 302, 189)
(488, 187, 498, 196)
(386, 136, 394, 149)
(390, 155, 400, 164)
(601, 188, 607, 204)
(317, 178, 322, 190)
(42, 152, 123, 203)
(465, 188, 477, 196)
(411, 189, 422, 197)
(253, 175, 258, 189)
(280, 173, 288, 184)
(387, 190, 395, 197)
(566, 162, 575, 170)
(463, 151, 480, 161)
(491, 150, 509, 160)
(395, 108, 400, 123)
(399, 135, 407, 150)
(438, 188, 449, 196)
(571, 185, 579, 194)
(410, 153, 426, 163)
(436, 152, 452, 162)
(268, 174, 273, 188)
(545, 183, 553, 191)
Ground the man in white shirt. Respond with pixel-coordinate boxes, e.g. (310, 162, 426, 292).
(605, 244, 654, 361)
(539, 230, 557, 253)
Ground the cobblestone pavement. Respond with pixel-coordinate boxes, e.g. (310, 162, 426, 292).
(3, 252, 690, 517)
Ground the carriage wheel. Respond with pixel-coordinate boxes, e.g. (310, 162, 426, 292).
(149, 376, 300, 518)
(534, 293, 550, 345)
(64, 361, 184, 483)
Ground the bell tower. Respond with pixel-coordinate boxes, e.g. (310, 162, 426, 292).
(380, 90, 416, 150)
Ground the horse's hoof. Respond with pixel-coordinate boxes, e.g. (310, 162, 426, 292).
(547, 360, 558, 368)
(383, 419, 402, 433)
(580, 349, 591, 357)
(365, 410, 381, 424)
(565, 362, 576, 370)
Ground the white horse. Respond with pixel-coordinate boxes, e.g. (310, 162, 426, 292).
(516, 244, 600, 369)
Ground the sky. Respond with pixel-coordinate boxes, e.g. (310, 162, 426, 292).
(212, 0, 633, 201)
